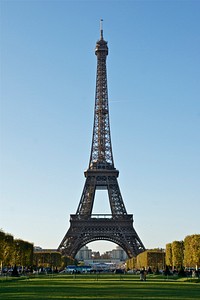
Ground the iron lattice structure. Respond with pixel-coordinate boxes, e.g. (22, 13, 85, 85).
(58, 23, 145, 258)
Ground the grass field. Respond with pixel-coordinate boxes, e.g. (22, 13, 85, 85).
(0, 274, 200, 300)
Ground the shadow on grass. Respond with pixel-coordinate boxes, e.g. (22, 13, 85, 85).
(0, 274, 200, 299)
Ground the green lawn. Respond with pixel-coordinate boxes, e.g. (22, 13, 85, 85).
(0, 274, 199, 300)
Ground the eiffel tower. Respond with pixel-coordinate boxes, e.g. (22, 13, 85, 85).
(58, 21, 145, 258)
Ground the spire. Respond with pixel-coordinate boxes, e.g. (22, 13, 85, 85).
(100, 19, 103, 40)
(95, 19, 108, 56)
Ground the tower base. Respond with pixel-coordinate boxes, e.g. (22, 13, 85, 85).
(58, 214, 145, 258)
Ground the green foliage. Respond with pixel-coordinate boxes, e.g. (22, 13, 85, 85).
(33, 251, 62, 268)
(0, 230, 33, 268)
(1, 228, 75, 270)
(0, 230, 14, 266)
(14, 239, 33, 266)
(4, 234, 14, 265)
(33, 252, 76, 269)
(61, 255, 76, 268)
(0, 230, 6, 262)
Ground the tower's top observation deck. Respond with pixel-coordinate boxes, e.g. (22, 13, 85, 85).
(95, 19, 108, 56)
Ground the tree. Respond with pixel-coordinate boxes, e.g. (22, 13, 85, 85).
(33, 251, 62, 269)
(4, 234, 14, 265)
(164, 265, 171, 276)
(13, 239, 33, 267)
(126, 257, 136, 271)
(191, 235, 200, 269)
(61, 255, 77, 269)
(0, 230, 14, 267)
(0, 230, 6, 263)
(136, 249, 165, 271)
(184, 234, 200, 269)
(165, 243, 172, 268)
(171, 241, 184, 269)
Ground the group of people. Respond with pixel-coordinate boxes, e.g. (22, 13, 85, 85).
(140, 267, 147, 281)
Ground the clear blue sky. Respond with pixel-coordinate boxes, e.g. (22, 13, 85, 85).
(1, 0, 200, 254)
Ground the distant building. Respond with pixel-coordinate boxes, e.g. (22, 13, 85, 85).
(75, 246, 92, 260)
(34, 246, 43, 251)
(34, 247, 58, 253)
(76, 245, 127, 262)
(111, 246, 128, 260)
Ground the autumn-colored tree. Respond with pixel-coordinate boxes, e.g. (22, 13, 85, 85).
(136, 249, 165, 271)
(184, 234, 200, 269)
(191, 235, 200, 268)
(13, 239, 33, 266)
(171, 241, 184, 269)
(165, 243, 172, 268)
(126, 257, 136, 271)
(3, 234, 14, 265)
(61, 255, 77, 268)
(0, 230, 14, 267)
(184, 235, 193, 267)
(33, 251, 62, 269)
(0, 230, 6, 264)
(0, 231, 33, 268)
(33, 252, 49, 268)
(136, 251, 147, 269)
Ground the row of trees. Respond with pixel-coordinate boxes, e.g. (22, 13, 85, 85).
(0, 230, 76, 271)
(137, 249, 165, 271)
(1, 229, 199, 271)
(33, 251, 75, 270)
(0, 230, 33, 268)
(126, 234, 200, 271)
(126, 249, 165, 271)
(166, 234, 200, 269)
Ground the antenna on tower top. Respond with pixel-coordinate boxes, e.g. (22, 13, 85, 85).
(100, 19, 103, 39)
